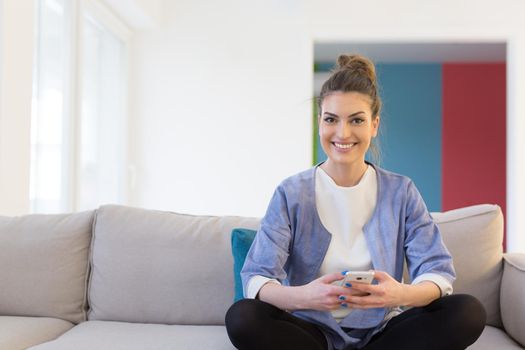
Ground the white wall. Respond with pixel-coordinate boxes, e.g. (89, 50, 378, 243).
(129, 0, 525, 252)
(102, 0, 162, 29)
(128, 0, 313, 217)
(0, 0, 34, 215)
(0, 0, 523, 251)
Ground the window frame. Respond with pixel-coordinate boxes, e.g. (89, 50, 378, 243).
(73, 0, 131, 210)
(30, 0, 131, 213)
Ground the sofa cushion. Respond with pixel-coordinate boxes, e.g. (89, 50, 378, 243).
(231, 228, 257, 302)
(432, 204, 503, 327)
(88, 205, 260, 325)
(0, 316, 73, 350)
(29, 321, 236, 350)
(467, 326, 523, 350)
(500, 253, 525, 347)
(0, 211, 95, 323)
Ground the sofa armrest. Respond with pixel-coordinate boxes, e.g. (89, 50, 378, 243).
(501, 253, 525, 347)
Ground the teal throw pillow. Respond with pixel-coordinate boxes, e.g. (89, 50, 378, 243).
(231, 228, 257, 302)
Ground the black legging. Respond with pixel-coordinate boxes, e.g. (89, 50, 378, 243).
(225, 294, 486, 350)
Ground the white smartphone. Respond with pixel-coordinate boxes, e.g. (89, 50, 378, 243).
(340, 270, 375, 287)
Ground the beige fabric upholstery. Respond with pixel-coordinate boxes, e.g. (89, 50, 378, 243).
(467, 326, 523, 350)
(2, 203, 521, 350)
(432, 204, 504, 327)
(0, 211, 95, 323)
(88, 205, 260, 325)
(0, 316, 73, 350)
(29, 321, 235, 350)
(500, 253, 525, 347)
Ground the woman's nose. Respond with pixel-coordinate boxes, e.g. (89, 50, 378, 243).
(337, 123, 351, 139)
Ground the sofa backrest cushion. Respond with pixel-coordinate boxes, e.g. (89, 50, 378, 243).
(432, 204, 503, 327)
(0, 211, 94, 323)
(87, 205, 260, 325)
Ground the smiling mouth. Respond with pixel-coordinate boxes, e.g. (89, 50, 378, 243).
(332, 142, 356, 149)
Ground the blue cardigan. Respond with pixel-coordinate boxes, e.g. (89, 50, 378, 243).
(241, 163, 455, 349)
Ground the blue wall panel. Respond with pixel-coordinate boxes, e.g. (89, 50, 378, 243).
(376, 64, 442, 211)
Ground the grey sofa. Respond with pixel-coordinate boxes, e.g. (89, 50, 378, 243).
(0, 204, 523, 349)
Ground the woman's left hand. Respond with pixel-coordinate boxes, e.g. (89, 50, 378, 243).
(344, 271, 407, 309)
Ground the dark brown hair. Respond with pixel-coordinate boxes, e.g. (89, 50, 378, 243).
(318, 54, 381, 118)
(317, 54, 382, 163)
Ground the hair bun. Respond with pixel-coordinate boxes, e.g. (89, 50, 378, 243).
(336, 54, 377, 82)
(318, 52, 382, 119)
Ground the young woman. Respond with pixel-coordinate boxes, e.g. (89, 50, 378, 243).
(225, 54, 486, 350)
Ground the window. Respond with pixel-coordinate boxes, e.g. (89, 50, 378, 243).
(30, 0, 71, 213)
(78, 11, 127, 210)
(31, 0, 129, 213)
(0, 0, 3, 104)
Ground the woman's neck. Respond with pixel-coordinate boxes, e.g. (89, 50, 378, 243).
(320, 160, 368, 187)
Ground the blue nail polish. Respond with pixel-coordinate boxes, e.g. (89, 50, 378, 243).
(339, 296, 346, 301)
(345, 283, 352, 287)
(341, 270, 348, 276)
(341, 303, 348, 308)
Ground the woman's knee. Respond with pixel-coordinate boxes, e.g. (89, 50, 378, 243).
(439, 294, 487, 339)
(457, 295, 486, 330)
(226, 299, 257, 331)
(225, 299, 272, 337)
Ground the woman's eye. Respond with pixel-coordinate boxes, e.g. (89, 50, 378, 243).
(324, 117, 335, 123)
(351, 118, 364, 124)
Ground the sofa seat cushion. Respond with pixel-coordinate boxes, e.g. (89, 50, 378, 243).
(28, 321, 236, 350)
(467, 326, 523, 350)
(0, 316, 73, 350)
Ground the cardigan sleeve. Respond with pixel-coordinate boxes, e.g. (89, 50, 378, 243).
(245, 276, 281, 299)
(412, 272, 453, 296)
(240, 185, 293, 298)
(403, 180, 456, 290)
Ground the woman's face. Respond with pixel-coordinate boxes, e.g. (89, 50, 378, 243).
(318, 91, 379, 167)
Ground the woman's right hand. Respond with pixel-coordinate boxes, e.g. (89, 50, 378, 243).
(258, 272, 370, 312)
(297, 272, 360, 311)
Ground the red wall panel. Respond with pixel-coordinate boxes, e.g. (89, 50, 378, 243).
(442, 63, 506, 247)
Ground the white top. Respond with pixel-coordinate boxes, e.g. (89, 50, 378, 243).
(316, 165, 376, 320)
(316, 165, 375, 275)
(246, 165, 452, 322)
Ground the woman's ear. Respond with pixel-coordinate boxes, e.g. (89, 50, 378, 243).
(372, 115, 380, 137)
